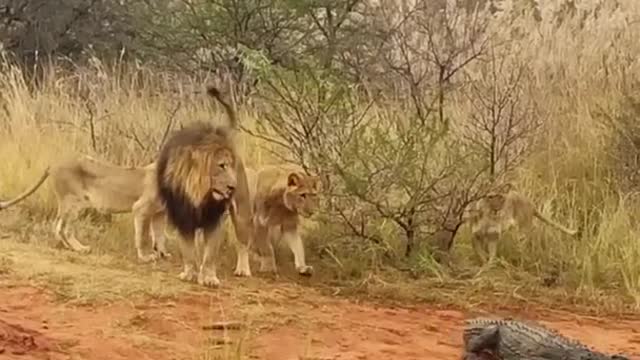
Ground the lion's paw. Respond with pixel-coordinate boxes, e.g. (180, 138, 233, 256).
(138, 252, 159, 263)
(178, 266, 198, 283)
(198, 272, 221, 288)
(296, 265, 314, 277)
(258, 265, 277, 274)
(67, 237, 92, 254)
(233, 267, 252, 277)
(70, 243, 91, 254)
(155, 250, 172, 260)
(78, 246, 92, 255)
(257, 256, 277, 273)
(152, 244, 172, 260)
(233, 256, 252, 277)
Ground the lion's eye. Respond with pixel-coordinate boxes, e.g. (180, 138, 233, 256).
(300, 193, 307, 199)
(219, 163, 227, 169)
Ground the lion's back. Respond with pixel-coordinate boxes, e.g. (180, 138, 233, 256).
(254, 164, 304, 196)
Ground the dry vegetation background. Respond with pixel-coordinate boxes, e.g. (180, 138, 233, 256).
(1, 0, 640, 311)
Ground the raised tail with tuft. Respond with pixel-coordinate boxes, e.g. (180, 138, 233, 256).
(206, 85, 238, 130)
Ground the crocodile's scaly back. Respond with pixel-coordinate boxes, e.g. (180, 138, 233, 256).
(462, 317, 630, 360)
(464, 318, 590, 351)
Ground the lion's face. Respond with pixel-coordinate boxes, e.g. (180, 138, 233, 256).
(210, 149, 237, 201)
(282, 172, 321, 218)
(484, 193, 506, 212)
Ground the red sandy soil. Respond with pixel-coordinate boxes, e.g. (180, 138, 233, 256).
(1, 282, 640, 360)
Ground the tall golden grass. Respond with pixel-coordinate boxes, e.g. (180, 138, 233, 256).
(1, 0, 640, 308)
(451, 0, 640, 306)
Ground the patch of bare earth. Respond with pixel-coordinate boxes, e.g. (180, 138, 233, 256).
(0, 318, 57, 359)
(2, 281, 640, 360)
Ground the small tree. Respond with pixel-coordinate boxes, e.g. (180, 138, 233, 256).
(247, 1, 496, 260)
(460, 44, 542, 180)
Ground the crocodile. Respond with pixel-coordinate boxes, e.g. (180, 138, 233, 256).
(462, 317, 630, 360)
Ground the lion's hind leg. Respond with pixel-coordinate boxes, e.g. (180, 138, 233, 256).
(133, 212, 156, 263)
(151, 213, 171, 259)
(53, 197, 91, 254)
(254, 221, 278, 274)
(132, 195, 167, 263)
(198, 221, 226, 288)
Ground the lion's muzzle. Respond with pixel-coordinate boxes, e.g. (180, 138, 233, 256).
(212, 184, 236, 201)
(299, 208, 315, 218)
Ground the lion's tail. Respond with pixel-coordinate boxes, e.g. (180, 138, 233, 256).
(533, 210, 579, 237)
(206, 86, 238, 129)
(0, 167, 50, 210)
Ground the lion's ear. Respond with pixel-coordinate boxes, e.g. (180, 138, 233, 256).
(310, 175, 322, 191)
(287, 172, 301, 188)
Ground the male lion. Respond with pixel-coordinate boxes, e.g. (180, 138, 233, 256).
(136, 85, 254, 288)
(0, 156, 169, 261)
(245, 164, 321, 276)
(465, 188, 579, 264)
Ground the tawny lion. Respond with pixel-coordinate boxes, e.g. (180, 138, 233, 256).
(465, 188, 579, 264)
(132, 85, 254, 288)
(244, 164, 321, 276)
(0, 157, 169, 261)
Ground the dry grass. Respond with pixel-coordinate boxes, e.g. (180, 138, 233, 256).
(2, 2, 640, 358)
(0, 0, 640, 329)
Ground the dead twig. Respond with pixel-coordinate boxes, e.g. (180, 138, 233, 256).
(202, 320, 244, 331)
(207, 337, 233, 345)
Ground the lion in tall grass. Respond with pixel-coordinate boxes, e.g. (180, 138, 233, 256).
(0, 156, 169, 261)
(465, 187, 579, 264)
(132, 85, 253, 287)
(245, 164, 321, 276)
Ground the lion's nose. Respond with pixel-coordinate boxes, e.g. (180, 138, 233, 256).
(227, 185, 236, 193)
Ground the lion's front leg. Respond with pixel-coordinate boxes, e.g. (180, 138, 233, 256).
(486, 232, 500, 265)
(198, 223, 225, 288)
(282, 226, 312, 277)
(471, 232, 488, 264)
(177, 233, 198, 283)
(229, 200, 252, 277)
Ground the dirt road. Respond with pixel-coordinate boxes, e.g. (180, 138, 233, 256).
(2, 280, 640, 360)
(0, 206, 637, 360)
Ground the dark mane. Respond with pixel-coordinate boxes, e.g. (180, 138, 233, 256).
(156, 122, 232, 239)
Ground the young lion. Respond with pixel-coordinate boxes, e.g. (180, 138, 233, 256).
(138, 85, 254, 288)
(465, 188, 579, 264)
(246, 164, 321, 276)
(0, 156, 168, 261)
